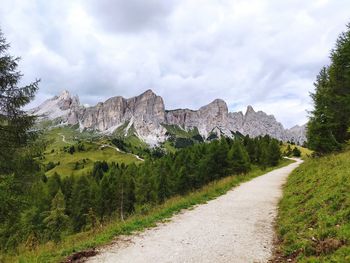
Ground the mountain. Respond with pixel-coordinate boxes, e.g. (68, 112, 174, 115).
(29, 89, 307, 145)
(285, 124, 307, 144)
(28, 90, 80, 120)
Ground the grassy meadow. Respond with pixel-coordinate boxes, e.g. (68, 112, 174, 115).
(40, 127, 142, 177)
(275, 149, 350, 262)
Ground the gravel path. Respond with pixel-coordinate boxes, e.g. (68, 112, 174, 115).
(87, 159, 302, 263)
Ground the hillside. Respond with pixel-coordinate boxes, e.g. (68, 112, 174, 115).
(275, 150, 350, 262)
(40, 127, 142, 177)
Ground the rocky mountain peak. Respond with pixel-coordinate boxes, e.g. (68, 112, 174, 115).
(58, 90, 71, 100)
(29, 89, 307, 145)
(246, 105, 255, 115)
(141, 89, 156, 96)
(29, 90, 80, 120)
(201, 99, 228, 112)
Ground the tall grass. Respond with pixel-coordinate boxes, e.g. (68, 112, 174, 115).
(275, 150, 350, 262)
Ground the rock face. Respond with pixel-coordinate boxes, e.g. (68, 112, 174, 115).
(30, 89, 307, 145)
(29, 90, 80, 120)
(165, 99, 232, 138)
(286, 124, 307, 144)
(75, 90, 167, 144)
(238, 106, 287, 140)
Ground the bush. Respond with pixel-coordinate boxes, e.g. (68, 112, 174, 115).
(45, 162, 56, 171)
(292, 147, 301, 157)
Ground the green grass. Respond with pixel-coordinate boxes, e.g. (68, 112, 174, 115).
(40, 127, 142, 176)
(275, 150, 350, 262)
(281, 143, 313, 159)
(162, 140, 177, 153)
(161, 124, 200, 138)
(44, 145, 139, 177)
(2, 159, 293, 263)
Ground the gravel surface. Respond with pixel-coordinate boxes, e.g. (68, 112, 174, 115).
(87, 159, 302, 263)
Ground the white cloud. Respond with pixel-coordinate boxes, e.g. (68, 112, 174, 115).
(1, 0, 349, 128)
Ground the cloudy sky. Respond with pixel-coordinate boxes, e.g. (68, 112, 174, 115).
(1, 0, 349, 127)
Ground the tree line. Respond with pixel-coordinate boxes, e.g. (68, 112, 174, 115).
(1, 133, 281, 250)
(307, 23, 350, 154)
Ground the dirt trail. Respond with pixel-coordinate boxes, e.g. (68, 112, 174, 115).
(58, 133, 71, 144)
(99, 144, 144, 161)
(87, 159, 302, 263)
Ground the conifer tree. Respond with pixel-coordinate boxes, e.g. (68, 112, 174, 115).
(71, 176, 91, 231)
(267, 140, 281, 166)
(227, 141, 250, 174)
(307, 24, 350, 153)
(43, 190, 69, 242)
(0, 29, 39, 174)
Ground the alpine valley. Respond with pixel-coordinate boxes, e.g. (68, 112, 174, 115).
(29, 89, 306, 145)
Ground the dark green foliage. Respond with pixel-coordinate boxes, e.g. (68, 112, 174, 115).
(307, 24, 350, 154)
(43, 190, 69, 242)
(92, 161, 109, 180)
(68, 145, 75, 155)
(45, 161, 56, 171)
(268, 140, 281, 166)
(284, 144, 293, 157)
(0, 30, 39, 175)
(77, 143, 85, 152)
(292, 147, 301, 157)
(174, 137, 194, 148)
(150, 146, 166, 158)
(227, 141, 250, 174)
(207, 132, 218, 141)
(71, 176, 92, 231)
(192, 134, 204, 142)
(47, 172, 61, 198)
(0, 29, 42, 251)
(111, 138, 127, 152)
(63, 145, 76, 154)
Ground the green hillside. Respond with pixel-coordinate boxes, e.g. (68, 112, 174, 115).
(275, 150, 350, 262)
(40, 127, 142, 177)
(281, 143, 313, 159)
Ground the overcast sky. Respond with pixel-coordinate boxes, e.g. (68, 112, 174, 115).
(1, 0, 349, 127)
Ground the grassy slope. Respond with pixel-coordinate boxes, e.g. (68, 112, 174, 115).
(161, 124, 200, 138)
(275, 151, 350, 262)
(281, 143, 313, 159)
(41, 127, 141, 176)
(3, 160, 293, 263)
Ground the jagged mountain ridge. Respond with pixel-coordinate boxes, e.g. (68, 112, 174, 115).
(30, 89, 307, 145)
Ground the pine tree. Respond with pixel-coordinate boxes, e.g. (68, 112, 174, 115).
(307, 67, 340, 153)
(99, 173, 111, 220)
(0, 29, 39, 174)
(267, 140, 281, 166)
(157, 161, 170, 203)
(227, 141, 250, 174)
(307, 24, 350, 153)
(47, 172, 61, 198)
(43, 190, 69, 243)
(71, 176, 91, 231)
